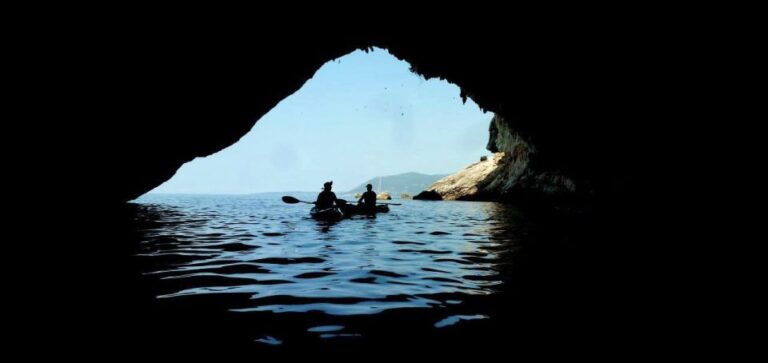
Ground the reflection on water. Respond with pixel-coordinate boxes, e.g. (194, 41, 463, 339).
(131, 193, 528, 349)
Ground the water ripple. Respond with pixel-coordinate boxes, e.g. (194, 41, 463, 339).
(133, 193, 523, 344)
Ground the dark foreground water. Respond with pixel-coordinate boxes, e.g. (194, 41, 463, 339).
(81, 193, 614, 355)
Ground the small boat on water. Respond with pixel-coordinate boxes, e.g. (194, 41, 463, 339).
(341, 204, 390, 216)
(310, 204, 389, 220)
(286, 196, 394, 221)
(309, 207, 343, 221)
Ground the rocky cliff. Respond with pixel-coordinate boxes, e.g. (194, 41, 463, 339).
(427, 115, 577, 201)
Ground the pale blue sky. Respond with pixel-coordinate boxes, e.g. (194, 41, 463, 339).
(148, 48, 492, 195)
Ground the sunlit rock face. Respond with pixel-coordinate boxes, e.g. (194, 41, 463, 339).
(428, 152, 508, 200)
(427, 115, 576, 201)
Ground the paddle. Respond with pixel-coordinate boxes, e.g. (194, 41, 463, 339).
(281, 196, 315, 204)
(337, 198, 401, 206)
(282, 196, 401, 206)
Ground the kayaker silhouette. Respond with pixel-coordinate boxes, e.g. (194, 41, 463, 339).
(358, 184, 377, 214)
(315, 181, 338, 209)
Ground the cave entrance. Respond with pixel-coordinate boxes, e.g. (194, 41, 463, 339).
(127, 48, 535, 349)
(140, 47, 491, 197)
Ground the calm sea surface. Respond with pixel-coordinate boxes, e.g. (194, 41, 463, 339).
(125, 192, 584, 352)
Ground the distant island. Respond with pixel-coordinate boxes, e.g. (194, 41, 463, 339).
(346, 172, 449, 197)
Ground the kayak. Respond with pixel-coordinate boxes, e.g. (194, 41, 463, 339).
(311, 203, 389, 221)
(340, 204, 390, 217)
(310, 207, 343, 221)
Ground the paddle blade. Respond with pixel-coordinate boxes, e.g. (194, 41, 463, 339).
(282, 196, 300, 204)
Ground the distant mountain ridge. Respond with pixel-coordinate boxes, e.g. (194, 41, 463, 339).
(346, 172, 449, 196)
